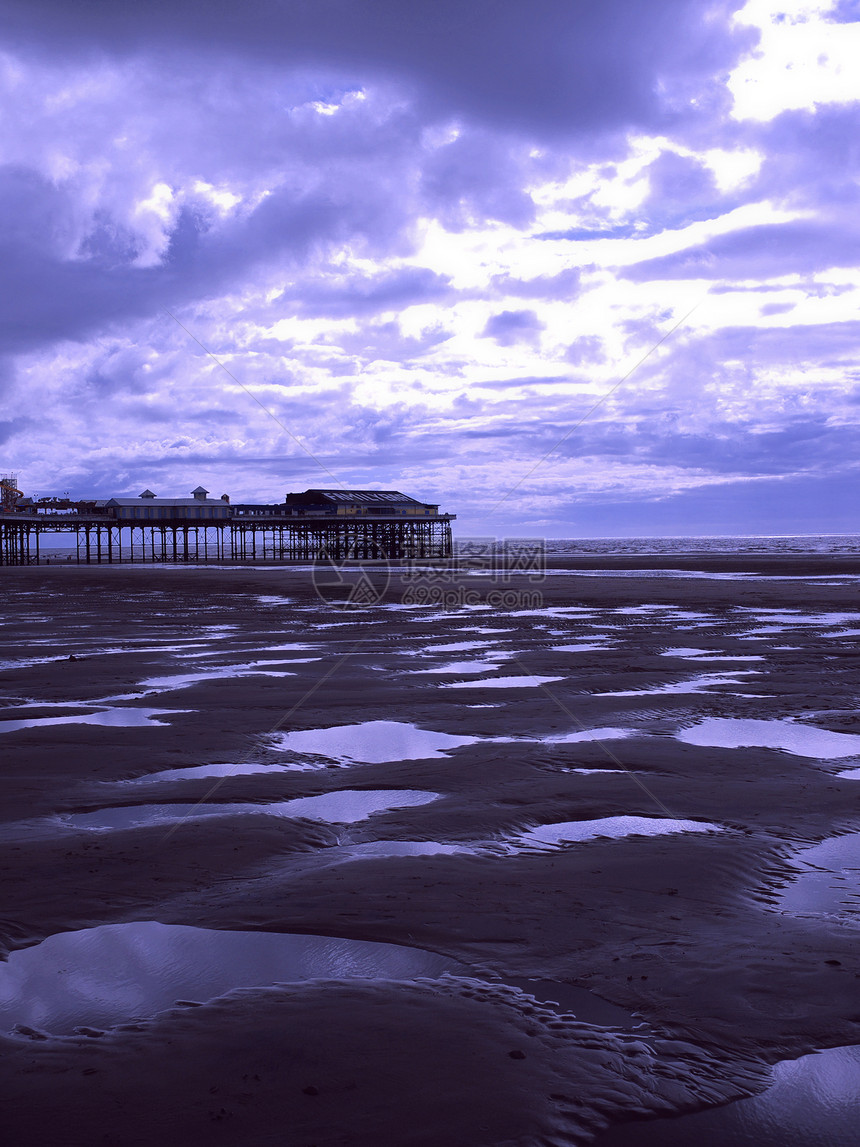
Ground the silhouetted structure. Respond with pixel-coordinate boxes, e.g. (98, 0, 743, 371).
(0, 481, 454, 565)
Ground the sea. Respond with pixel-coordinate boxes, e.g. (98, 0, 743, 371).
(30, 533, 860, 565)
(455, 534, 860, 556)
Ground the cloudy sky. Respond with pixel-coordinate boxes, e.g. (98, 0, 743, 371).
(2, 0, 860, 537)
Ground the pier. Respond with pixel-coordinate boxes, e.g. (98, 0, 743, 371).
(0, 481, 455, 566)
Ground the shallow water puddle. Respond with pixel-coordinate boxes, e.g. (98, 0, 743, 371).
(677, 717, 860, 759)
(122, 761, 293, 784)
(141, 661, 299, 691)
(269, 720, 477, 764)
(542, 727, 635, 745)
(0, 922, 460, 1035)
(0, 921, 639, 1038)
(736, 609, 860, 627)
(778, 832, 860, 922)
(61, 789, 440, 831)
(661, 648, 764, 661)
(147, 660, 307, 683)
(0, 653, 102, 671)
(0, 707, 187, 733)
(0, 641, 217, 671)
(564, 768, 626, 775)
(443, 675, 566, 690)
(408, 660, 496, 675)
(426, 640, 500, 652)
(551, 642, 614, 653)
(598, 670, 759, 697)
(330, 840, 472, 861)
(615, 607, 712, 621)
(255, 644, 321, 655)
(596, 1043, 860, 1147)
(515, 816, 721, 850)
(174, 642, 318, 659)
(503, 607, 596, 620)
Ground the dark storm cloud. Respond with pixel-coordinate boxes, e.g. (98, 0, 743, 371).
(0, 0, 760, 367)
(276, 267, 452, 318)
(676, 319, 860, 371)
(831, 1, 860, 21)
(489, 267, 582, 300)
(645, 151, 719, 207)
(321, 319, 454, 362)
(420, 131, 536, 228)
(568, 416, 860, 478)
(564, 336, 606, 365)
(623, 219, 860, 282)
(544, 151, 729, 242)
(0, 166, 409, 354)
(623, 103, 860, 286)
(637, 149, 727, 230)
(749, 104, 860, 210)
(0, 419, 25, 445)
(481, 309, 545, 347)
(423, 391, 860, 486)
(0, 1, 755, 140)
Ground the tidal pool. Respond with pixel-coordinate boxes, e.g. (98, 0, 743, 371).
(598, 671, 759, 698)
(661, 648, 764, 662)
(515, 816, 721, 850)
(543, 727, 634, 745)
(596, 1044, 860, 1147)
(677, 717, 860, 759)
(174, 643, 317, 659)
(551, 643, 614, 653)
(0, 922, 642, 1039)
(0, 707, 187, 733)
(778, 832, 860, 923)
(140, 660, 297, 691)
(61, 789, 440, 831)
(269, 720, 477, 764)
(331, 840, 471, 861)
(734, 610, 860, 628)
(0, 922, 461, 1035)
(443, 675, 565, 690)
(122, 761, 293, 784)
(427, 640, 499, 652)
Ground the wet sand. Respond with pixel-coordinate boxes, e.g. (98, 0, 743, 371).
(2, 561, 860, 1144)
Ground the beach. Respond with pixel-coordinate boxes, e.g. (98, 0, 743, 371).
(1, 559, 859, 1144)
